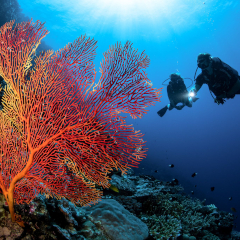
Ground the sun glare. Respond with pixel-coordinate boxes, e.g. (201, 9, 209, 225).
(73, 0, 183, 38)
(19, 0, 216, 39)
(88, 0, 177, 23)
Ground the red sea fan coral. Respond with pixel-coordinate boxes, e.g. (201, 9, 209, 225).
(0, 20, 162, 226)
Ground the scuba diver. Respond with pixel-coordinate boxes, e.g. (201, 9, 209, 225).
(190, 53, 240, 104)
(157, 73, 198, 117)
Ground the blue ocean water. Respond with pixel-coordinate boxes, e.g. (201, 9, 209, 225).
(17, 0, 240, 231)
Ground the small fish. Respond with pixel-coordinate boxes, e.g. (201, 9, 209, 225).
(154, 170, 158, 173)
(229, 197, 232, 201)
(169, 164, 174, 168)
(211, 187, 215, 191)
(231, 207, 237, 213)
(192, 173, 197, 177)
(109, 185, 119, 193)
(191, 191, 194, 195)
(195, 185, 197, 188)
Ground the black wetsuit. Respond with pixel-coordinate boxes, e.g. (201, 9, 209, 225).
(167, 78, 189, 106)
(195, 57, 239, 97)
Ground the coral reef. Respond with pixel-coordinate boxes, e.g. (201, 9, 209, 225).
(146, 214, 181, 240)
(0, 172, 239, 240)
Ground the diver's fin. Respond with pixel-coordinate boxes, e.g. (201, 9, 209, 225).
(192, 97, 199, 102)
(157, 106, 168, 117)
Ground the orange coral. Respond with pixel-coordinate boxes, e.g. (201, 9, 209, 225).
(0, 20, 162, 226)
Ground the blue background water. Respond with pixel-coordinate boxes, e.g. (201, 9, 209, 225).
(17, 0, 240, 230)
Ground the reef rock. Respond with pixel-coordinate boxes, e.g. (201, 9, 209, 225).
(83, 199, 149, 240)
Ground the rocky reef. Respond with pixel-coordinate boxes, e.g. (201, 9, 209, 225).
(0, 170, 239, 240)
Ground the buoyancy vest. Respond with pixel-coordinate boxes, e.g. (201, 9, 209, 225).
(203, 57, 238, 96)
